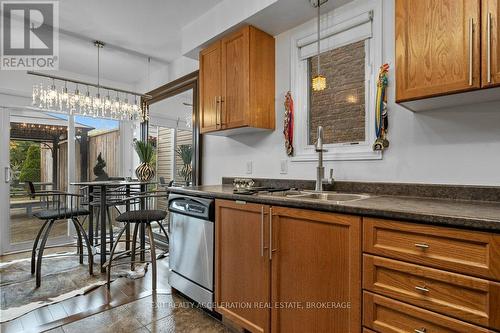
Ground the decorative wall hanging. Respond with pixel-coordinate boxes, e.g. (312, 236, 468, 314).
(283, 91, 294, 156)
(373, 63, 390, 151)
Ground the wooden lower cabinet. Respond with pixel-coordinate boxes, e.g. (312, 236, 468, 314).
(215, 200, 362, 333)
(363, 217, 500, 281)
(270, 207, 361, 333)
(215, 200, 271, 333)
(363, 291, 494, 333)
(363, 254, 500, 330)
(216, 201, 500, 333)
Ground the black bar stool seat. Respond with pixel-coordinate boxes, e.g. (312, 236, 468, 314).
(106, 209, 168, 290)
(116, 210, 167, 223)
(33, 208, 90, 220)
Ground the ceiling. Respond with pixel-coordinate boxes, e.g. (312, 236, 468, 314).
(49, 0, 223, 85)
(246, 0, 352, 36)
(19, 0, 352, 86)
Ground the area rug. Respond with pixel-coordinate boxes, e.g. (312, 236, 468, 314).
(0, 252, 148, 323)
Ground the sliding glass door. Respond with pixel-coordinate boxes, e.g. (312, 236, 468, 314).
(1, 108, 74, 253)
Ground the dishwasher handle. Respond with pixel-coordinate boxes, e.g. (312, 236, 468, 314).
(168, 194, 214, 220)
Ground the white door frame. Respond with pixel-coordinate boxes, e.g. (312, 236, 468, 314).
(0, 108, 10, 255)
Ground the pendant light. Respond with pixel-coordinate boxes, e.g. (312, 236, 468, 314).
(311, 0, 327, 91)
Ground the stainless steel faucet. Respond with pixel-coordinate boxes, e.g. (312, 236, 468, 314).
(315, 126, 334, 191)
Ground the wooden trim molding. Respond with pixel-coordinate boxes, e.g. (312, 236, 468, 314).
(141, 71, 202, 185)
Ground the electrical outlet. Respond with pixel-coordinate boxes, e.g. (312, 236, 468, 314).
(246, 161, 253, 174)
(280, 160, 288, 174)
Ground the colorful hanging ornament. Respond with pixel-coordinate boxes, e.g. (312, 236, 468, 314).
(373, 63, 390, 151)
(284, 91, 294, 156)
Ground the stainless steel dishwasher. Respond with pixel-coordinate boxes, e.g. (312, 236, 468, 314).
(168, 193, 214, 308)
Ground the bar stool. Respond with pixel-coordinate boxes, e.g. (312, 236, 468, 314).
(31, 192, 93, 288)
(106, 193, 169, 290)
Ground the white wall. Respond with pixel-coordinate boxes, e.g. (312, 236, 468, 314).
(181, 0, 278, 57)
(197, 0, 500, 186)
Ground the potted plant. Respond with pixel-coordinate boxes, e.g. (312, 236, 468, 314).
(175, 144, 192, 186)
(133, 139, 156, 181)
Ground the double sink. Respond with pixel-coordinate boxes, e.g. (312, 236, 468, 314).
(260, 189, 370, 203)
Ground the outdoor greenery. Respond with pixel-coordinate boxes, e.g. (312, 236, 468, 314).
(10, 141, 40, 182)
(175, 144, 192, 183)
(18, 144, 41, 182)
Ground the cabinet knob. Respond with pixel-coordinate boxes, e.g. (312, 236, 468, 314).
(414, 243, 429, 250)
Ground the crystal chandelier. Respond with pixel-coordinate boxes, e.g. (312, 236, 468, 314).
(31, 41, 149, 122)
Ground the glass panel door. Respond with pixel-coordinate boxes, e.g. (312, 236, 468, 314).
(6, 110, 73, 252)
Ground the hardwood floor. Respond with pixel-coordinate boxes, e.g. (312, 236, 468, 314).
(1, 251, 226, 333)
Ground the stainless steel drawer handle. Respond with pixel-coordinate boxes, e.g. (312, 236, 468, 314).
(269, 207, 273, 260)
(415, 285, 430, 293)
(260, 206, 264, 257)
(215, 96, 220, 128)
(415, 243, 429, 249)
(415, 329, 427, 333)
(487, 12, 492, 84)
(468, 17, 474, 86)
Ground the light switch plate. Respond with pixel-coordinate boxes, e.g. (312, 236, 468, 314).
(280, 160, 288, 174)
(246, 161, 253, 174)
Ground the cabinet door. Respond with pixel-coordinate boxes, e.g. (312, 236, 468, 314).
(396, 0, 481, 102)
(200, 41, 221, 133)
(215, 200, 270, 333)
(483, 0, 500, 87)
(221, 27, 250, 129)
(270, 207, 361, 333)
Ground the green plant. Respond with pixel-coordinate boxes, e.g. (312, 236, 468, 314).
(10, 141, 35, 180)
(175, 144, 192, 183)
(134, 140, 155, 164)
(19, 144, 41, 182)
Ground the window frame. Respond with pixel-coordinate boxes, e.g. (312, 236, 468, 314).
(290, 0, 383, 162)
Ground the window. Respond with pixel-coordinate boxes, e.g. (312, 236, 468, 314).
(74, 116, 120, 181)
(291, 0, 383, 161)
(308, 40, 366, 145)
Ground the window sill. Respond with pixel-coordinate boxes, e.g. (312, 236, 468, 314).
(290, 146, 382, 162)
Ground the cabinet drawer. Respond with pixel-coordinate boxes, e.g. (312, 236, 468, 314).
(363, 291, 494, 333)
(363, 218, 500, 280)
(363, 254, 500, 330)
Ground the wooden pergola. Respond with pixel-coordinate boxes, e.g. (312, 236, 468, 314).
(10, 111, 93, 189)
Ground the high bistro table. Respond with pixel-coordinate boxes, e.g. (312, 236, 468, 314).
(70, 180, 156, 272)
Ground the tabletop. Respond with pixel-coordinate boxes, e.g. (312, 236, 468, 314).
(70, 180, 157, 186)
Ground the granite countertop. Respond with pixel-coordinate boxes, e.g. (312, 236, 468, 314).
(167, 185, 500, 233)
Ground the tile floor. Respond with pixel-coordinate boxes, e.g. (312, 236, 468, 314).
(44, 293, 229, 333)
(1, 248, 230, 333)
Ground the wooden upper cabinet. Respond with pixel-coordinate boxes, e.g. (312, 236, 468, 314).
(199, 41, 221, 133)
(221, 27, 250, 129)
(270, 207, 361, 333)
(215, 200, 271, 333)
(199, 26, 275, 135)
(396, 0, 481, 102)
(483, 0, 500, 87)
